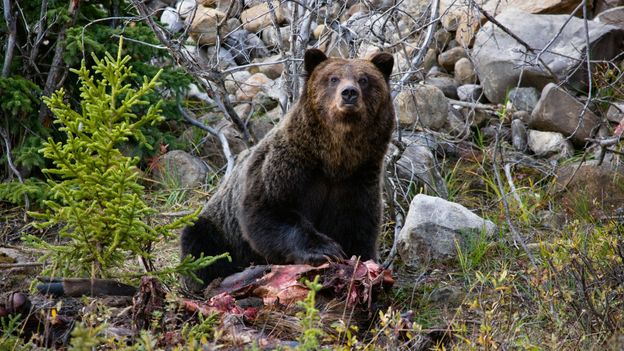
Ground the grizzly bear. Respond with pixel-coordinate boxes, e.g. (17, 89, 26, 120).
(180, 49, 395, 291)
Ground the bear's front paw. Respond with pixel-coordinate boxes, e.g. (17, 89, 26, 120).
(290, 237, 345, 266)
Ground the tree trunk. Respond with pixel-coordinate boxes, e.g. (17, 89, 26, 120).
(38, 0, 81, 124)
(2, 0, 17, 77)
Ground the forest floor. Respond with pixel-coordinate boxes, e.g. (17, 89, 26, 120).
(2, 143, 623, 351)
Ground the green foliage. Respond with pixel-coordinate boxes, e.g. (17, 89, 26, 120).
(0, 314, 27, 350)
(1, 1, 196, 178)
(13, 136, 48, 172)
(538, 222, 624, 336)
(455, 228, 491, 280)
(0, 76, 41, 120)
(186, 312, 221, 341)
(68, 322, 105, 351)
(23, 38, 197, 278)
(0, 178, 51, 207)
(159, 252, 231, 286)
(0, 76, 47, 174)
(296, 276, 328, 351)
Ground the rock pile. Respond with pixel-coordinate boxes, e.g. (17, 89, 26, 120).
(147, 0, 624, 269)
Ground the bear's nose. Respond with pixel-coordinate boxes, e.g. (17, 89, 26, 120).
(341, 87, 359, 104)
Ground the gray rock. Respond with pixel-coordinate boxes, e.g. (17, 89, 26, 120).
(422, 48, 438, 73)
(240, 2, 287, 33)
(194, 44, 237, 70)
(160, 7, 184, 32)
(530, 83, 602, 145)
(511, 119, 528, 152)
(428, 285, 464, 306)
(224, 71, 252, 95)
(425, 74, 459, 99)
(254, 54, 284, 79)
(481, 125, 511, 144)
(252, 92, 279, 113)
(397, 194, 497, 268)
(189, 7, 235, 46)
(457, 84, 483, 102)
(393, 142, 448, 198)
(202, 119, 248, 165)
(396, 85, 448, 130)
(351, 13, 395, 43)
(445, 106, 469, 136)
(176, 0, 196, 19)
(459, 107, 490, 127)
(437, 47, 467, 72)
(527, 130, 574, 159)
(594, 0, 624, 15)
(454, 57, 477, 85)
(261, 26, 291, 50)
(434, 28, 452, 51)
(155, 150, 208, 188)
(607, 102, 624, 123)
(512, 110, 531, 123)
(509, 87, 540, 113)
(473, 8, 624, 103)
(595, 6, 624, 27)
(225, 29, 269, 65)
(556, 160, 624, 217)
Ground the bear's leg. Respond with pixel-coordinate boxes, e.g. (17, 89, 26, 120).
(180, 216, 240, 291)
(239, 207, 346, 265)
(323, 178, 382, 261)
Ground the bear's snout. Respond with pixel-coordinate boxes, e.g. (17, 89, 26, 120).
(340, 86, 359, 105)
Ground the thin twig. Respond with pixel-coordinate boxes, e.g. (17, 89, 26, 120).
(393, 0, 440, 99)
(492, 121, 536, 266)
(503, 163, 523, 210)
(0, 127, 29, 211)
(448, 99, 502, 111)
(131, 0, 252, 144)
(27, 0, 49, 73)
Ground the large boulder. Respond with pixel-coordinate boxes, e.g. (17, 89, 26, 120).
(224, 29, 269, 65)
(530, 83, 602, 145)
(396, 85, 448, 130)
(440, 0, 592, 48)
(235, 73, 273, 102)
(557, 160, 624, 218)
(595, 0, 624, 15)
(473, 8, 624, 103)
(438, 47, 467, 72)
(595, 6, 624, 26)
(397, 194, 497, 268)
(240, 2, 287, 33)
(189, 6, 233, 45)
(154, 150, 208, 188)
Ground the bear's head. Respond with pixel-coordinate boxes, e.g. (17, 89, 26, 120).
(303, 49, 394, 128)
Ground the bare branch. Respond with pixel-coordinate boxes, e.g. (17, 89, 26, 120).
(177, 104, 236, 177)
(0, 127, 29, 211)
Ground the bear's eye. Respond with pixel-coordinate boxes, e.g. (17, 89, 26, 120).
(329, 76, 339, 83)
(358, 77, 368, 85)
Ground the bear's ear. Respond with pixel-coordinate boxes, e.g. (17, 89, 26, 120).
(304, 49, 328, 75)
(370, 52, 394, 81)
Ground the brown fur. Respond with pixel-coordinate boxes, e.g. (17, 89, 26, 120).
(180, 49, 395, 291)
